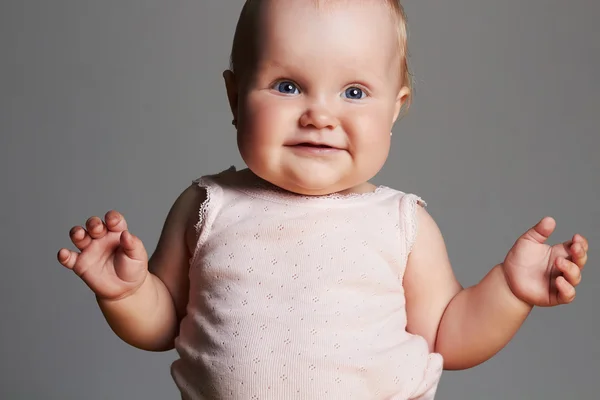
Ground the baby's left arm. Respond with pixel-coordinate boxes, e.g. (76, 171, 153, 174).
(404, 207, 589, 370)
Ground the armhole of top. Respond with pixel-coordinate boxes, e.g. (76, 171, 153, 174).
(188, 176, 223, 266)
(399, 193, 427, 268)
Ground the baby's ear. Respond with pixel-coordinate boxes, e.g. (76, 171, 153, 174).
(393, 86, 411, 123)
(223, 70, 239, 120)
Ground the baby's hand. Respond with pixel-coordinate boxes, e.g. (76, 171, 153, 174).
(502, 217, 589, 307)
(57, 211, 149, 301)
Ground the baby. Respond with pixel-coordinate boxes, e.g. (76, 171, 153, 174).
(57, 0, 590, 399)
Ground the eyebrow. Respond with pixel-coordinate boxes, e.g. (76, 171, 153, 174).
(257, 59, 290, 71)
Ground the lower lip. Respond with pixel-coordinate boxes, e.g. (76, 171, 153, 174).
(288, 145, 343, 155)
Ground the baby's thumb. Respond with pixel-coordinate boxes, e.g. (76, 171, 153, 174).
(520, 216, 556, 244)
(120, 230, 148, 262)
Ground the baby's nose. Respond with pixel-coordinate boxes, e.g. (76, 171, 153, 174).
(299, 106, 340, 130)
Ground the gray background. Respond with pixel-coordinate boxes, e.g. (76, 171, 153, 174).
(1, 0, 598, 399)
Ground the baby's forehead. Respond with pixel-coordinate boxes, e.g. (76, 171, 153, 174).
(232, 0, 404, 81)
(261, 4, 398, 52)
(250, 0, 400, 25)
(252, 1, 399, 50)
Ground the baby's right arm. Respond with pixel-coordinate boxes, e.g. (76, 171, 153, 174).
(57, 184, 206, 352)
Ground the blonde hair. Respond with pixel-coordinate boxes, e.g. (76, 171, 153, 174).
(229, 0, 413, 108)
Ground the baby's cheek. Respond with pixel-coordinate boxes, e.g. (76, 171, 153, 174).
(238, 111, 273, 147)
(348, 119, 391, 169)
(347, 113, 391, 147)
(244, 99, 295, 138)
(237, 100, 287, 172)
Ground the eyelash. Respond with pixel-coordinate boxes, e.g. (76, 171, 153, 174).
(270, 80, 370, 100)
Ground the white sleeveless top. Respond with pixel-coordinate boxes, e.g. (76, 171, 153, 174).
(170, 167, 443, 400)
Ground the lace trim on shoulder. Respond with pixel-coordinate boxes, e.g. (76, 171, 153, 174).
(398, 193, 426, 273)
(191, 166, 233, 235)
(193, 176, 213, 237)
(403, 194, 426, 255)
(189, 172, 225, 266)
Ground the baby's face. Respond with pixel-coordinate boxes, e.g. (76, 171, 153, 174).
(229, 0, 409, 196)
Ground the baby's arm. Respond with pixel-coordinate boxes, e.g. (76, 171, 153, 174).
(97, 184, 205, 351)
(404, 206, 532, 370)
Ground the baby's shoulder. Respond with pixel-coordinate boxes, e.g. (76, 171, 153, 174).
(165, 181, 208, 252)
(386, 187, 427, 216)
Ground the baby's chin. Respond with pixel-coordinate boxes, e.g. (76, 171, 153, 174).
(261, 169, 360, 197)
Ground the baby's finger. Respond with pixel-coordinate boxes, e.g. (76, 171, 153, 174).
(85, 216, 108, 239)
(69, 226, 92, 250)
(57, 248, 79, 270)
(574, 234, 589, 253)
(556, 276, 576, 305)
(104, 210, 128, 232)
(120, 230, 147, 262)
(556, 257, 582, 287)
(569, 241, 588, 270)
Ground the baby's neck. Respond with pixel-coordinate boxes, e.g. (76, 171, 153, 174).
(335, 181, 378, 196)
(236, 168, 378, 197)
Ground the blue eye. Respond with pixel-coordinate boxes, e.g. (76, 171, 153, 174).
(343, 87, 366, 100)
(275, 81, 300, 95)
